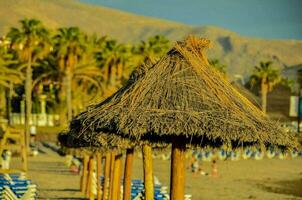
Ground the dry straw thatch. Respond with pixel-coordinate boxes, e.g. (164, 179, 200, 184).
(58, 131, 131, 151)
(68, 35, 296, 149)
(58, 60, 155, 150)
(58, 120, 134, 152)
(58, 112, 134, 152)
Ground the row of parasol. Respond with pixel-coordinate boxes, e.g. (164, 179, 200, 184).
(59, 35, 298, 200)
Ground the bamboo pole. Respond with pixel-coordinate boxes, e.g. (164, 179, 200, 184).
(109, 152, 116, 200)
(112, 154, 122, 200)
(102, 153, 111, 200)
(97, 153, 102, 200)
(142, 144, 154, 200)
(170, 139, 186, 200)
(88, 157, 95, 200)
(123, 148, 134, 200)
(81, 154, 89, 193)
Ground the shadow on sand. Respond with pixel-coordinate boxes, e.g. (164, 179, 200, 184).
(29, 169, 78, 176)
(39, 198, 86, 200)
(38, 188, 83, 200)
(257, 179, 302, 197)
(40, 188, 80, 192)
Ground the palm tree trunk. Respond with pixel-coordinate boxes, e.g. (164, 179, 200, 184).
(57, 81, 67, 125)
(0, 87, 5, 118)
(261, 79, 268, 114)
(25, 54, 32, 151)
(110, 65, 117, 87)
(117, 63, 123, 80)
(5, 84, 13, 125)
(66, 67, 73, 122)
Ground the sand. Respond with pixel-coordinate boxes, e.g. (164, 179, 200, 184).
(11, 144, 85, 200)
(10, 145, 302, 200)
(131, 155, 302, 200)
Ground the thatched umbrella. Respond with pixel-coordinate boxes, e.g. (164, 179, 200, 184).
(62, 60, 158, 200)
(60, 60, 155, 200)
(59, 125, 133, 200)
(66, 36, 296, 200)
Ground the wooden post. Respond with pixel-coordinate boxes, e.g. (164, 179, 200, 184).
(170, 139, 186, 200)
(109, 152, 116, 200)
(112, 154, 122, 200)
(88, 157, 95, 200)
(86, 157, 92, 197)
(118, 156, 123, 200)
(102, 153, 111, 200)
(81, 154, 89, 193)
(142, 144, 154, 200)
(97, 153, 102, 200)
(123, 148, 134, 200)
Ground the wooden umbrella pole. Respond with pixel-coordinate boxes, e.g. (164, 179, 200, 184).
(86, 156, 92, 197)
(123, 148, 134, 200)
(170, 138, 186, 200)
(97, 153, 102, 200)
(81, 154, 89, 193)
(112, 154, 122, 200)
(102, 153, 111, 200)
(117, 155, 123, 200)
(88, 156, 95, 200)
(142, 144, 154, 200)
(108, 152, 116, 200)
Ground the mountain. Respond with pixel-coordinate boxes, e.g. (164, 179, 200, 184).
(1, 0, 302, 78)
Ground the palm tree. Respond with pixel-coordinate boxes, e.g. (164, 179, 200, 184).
(0, 37, 23, 120)
(209, 59, 227, 74)
(134, 35, 170, 63)
(0, 61, 22, 121)
(249, 61, 281, 113)
(53, 27, 103, 122)
(0, 37, 22, 88)
(95, 39, 132, 96)
(7, 19, 51, 149)
(54, 27, 85, 122)
(0, 61, 21, 88)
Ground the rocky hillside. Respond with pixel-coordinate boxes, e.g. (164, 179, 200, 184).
(1, 0, 302, 77)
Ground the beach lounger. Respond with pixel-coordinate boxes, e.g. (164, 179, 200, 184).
(0, 173, 37, 200)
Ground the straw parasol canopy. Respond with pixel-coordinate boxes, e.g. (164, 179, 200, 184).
(69, 35, 296, 149)
(58, 112, 135, 151)
(58, 60, 158, 200)
(58, 114, 136, 200)
(58, 130, 131, 151)
(59, 59, 155, 150)
(63, 35, 297, 200)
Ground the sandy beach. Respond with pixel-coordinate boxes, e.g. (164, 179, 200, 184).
(11, 144, 302, 200)
(132, 153, 302, 200)
(1, 0, 302, 199)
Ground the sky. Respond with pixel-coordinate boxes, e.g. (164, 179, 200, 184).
(80, 0, 302, 40)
